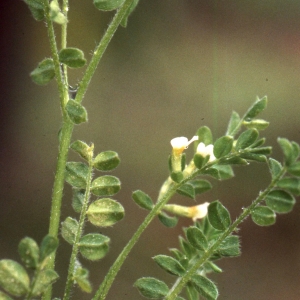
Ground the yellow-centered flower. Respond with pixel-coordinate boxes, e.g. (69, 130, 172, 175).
(170, 136, 198, 155)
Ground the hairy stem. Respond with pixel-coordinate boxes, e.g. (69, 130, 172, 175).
(43, 120, 73, 300)
(42, 2, 136, 299)
(63, 149, 94, 300)
(92, 180, 179, 300)
(43, 0, 68, 110)
(75, 0, 135, 104)
(166, 167, 286, 299)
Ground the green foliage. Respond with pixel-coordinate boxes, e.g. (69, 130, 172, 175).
(79, 233, 110, 261)
(40, 235, 58, 262)
(244, 96, 268, 120)
(90, 175, 121, 196)
(0, 291, 13, 300)
(74, 267, 92, 293)
(268, 158, 283, 179)
(18, 237, 39, 269)
(243, 119, 269, 130)
(59, 48, 86, 68)
(204, 165, 234, 180)
(49, 0, 67, 24)
(195, 126, 213, 147)
(16, 0, 300, 297)
(158, 211, 178, 228)
(65, 162, 89, 188)
(177, 183, 195, 199)
(0, 260, 30, 296)
(191, 274, 218, 300)
(218, 235, 241, 257)
(66, 100, 88, 124)
(189, 179, 212, 195)
(30, 58, 55, 85)
(208, 201, 231, 231)
(235, 129, 259, 151)
(72, 188, 85, 213)
(278, 138, 300, 166)
(226, 111, 241, 136)
(251, 206, 276, 226)
(287, 161, 300, 176)
(265, 189, 295, 213)
(134, 277, 169, 299)
(31, 269, 59, 297)
(0, 235, 59, 298)
(153, 255, 185, 276)
(87, 198, 125, 227)
(171, 171, 184, 183)
(193, 153, 209, 169)
(61, 217, 79, 245)
(186, 226, 208, 251)
(93, 151, 120, 171)
(94, 0, 126, 11)
(277, 177, 300, 195)
(132, 190, 154, 210)
(24, 0, 45, 21)
(121, 0, 140, 27)
(70, 140, 91, 161)
(213, 136, 233, 158)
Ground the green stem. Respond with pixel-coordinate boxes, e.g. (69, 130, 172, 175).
(165, 167, 286, 300)
(92, 150, 249, 300)
(41, 2, 132, 299)
(61, 0, 69, 91)
(63, 148, 94, 300)
(43, 0, 68, 110)
(42, 120, 73, 300)
(92, 180, 179, 300)
(74, 0, 135, 104)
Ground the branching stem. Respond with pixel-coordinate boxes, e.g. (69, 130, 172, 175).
(165, 167, 286, 299)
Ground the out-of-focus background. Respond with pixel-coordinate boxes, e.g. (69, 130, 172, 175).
(1, 1, 300, 299)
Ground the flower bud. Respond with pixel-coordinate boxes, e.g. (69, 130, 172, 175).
(163, 202, 210, 222)
(196, 142, 216, 162)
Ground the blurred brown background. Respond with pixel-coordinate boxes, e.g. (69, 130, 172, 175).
(1, 1, 300, 299)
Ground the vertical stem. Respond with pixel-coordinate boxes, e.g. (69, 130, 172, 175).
(63, 148, 94, 300)
(42, 2, 71, 299)
(43, 0, 68, 110)
(61, 0, 69, 91)
(43, 120, 74, 300)
(74, 0, 135, 104)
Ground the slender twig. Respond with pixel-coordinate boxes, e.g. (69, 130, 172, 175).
(92, 180, 179, 300)
(63, 147, 94, 300)
(165, 167, 286, 299)
(43, 0, 68, 110)
(42, 1, 136, 299)
(42, 1, 71, 298)
(92, 143, 268, 300)
(75, 0, 135, 104)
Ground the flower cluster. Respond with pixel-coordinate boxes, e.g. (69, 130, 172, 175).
(170, 135, 216, 162)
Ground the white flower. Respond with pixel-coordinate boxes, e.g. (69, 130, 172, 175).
(163, 202, 210, 222)
(189, 202, 210, 221)
(170, 136, 198, 155)
(196, 142, 216, 162)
